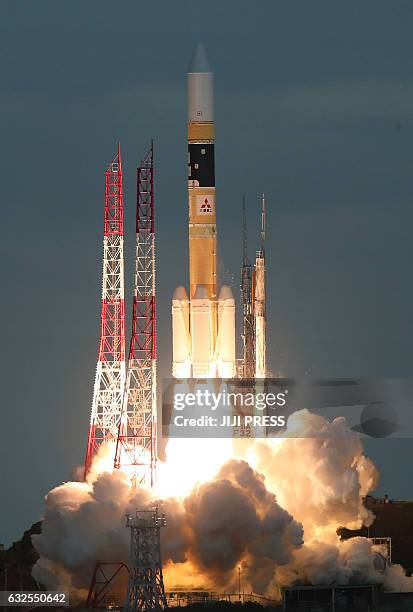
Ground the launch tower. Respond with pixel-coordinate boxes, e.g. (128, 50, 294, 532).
(115, 144, 157, 488)
(239, 195, 267, 380)
(85, 145, 126, 476)
(241, 197, 255, 379)
(254, 195, 266, 378)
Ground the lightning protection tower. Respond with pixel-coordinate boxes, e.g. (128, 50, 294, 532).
(114, 143, 157, 488)
(124, 507, 167, 612)
(85, 145, 126, 477)
(240, 196, 255, 379)
(254, 194, 266, 379)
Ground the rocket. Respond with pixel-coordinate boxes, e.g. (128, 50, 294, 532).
(172, 44, 236, 379)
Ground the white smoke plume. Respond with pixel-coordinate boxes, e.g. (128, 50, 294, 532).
(32, 457, 302, 600)
(240, 410, 379, 536)
(32, 410, 413, 601)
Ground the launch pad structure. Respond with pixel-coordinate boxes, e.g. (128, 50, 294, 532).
(86, 561, 129, 609)
(85, 506, 168, 611)
(124, 507, 168, 612)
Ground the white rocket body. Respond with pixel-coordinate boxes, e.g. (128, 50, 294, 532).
(172, 44, 236, 379)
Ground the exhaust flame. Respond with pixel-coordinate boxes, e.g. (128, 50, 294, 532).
(156, 437, 233, 498)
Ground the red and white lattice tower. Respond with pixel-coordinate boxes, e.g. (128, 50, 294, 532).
(114, 143, 157, 488)
(85, 145, 126, 477)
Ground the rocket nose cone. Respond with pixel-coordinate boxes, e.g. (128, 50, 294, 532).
(188, 43, 211, 73)
(193, 284, 209, 300)
(218, 285, 234, 300)
(173, 286, 189, 301)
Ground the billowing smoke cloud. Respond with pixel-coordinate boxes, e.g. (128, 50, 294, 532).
(180, 459, 303, 588)
(275, 536, 413, 593)
(241, 410, 379, 536)
(32, 410, 413, 601)
(32, 458, 302, 600)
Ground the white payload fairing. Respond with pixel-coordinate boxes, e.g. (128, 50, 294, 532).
(172, 44, 236, 379)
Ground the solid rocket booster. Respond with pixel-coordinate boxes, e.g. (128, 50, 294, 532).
(172, 44, 236, 379)
(172, 286, 191, 378)
(216, 285, 236, 378)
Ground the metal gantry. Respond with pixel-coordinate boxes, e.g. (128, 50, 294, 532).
(124, 507, 167, 612)
(240, 196, 255, 379)
(86, 561, 129, 608)
(254, 194, 266, 379)
(85, 145, 126, 476)
(115, 143, 157, 488)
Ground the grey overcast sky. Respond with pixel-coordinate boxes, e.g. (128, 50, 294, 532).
(1, 0, 413, 545)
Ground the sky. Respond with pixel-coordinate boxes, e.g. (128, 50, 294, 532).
(1, 0, 413, 545)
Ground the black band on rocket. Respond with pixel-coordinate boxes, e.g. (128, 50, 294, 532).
(188, 144, 215, 187)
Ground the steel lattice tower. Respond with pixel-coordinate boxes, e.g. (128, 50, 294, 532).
(85, 145, 126, 476)
(124, 507, 167, 612)
(114, 143, 157, 488)
(254, 194, 266, 379)
(240, 196, 255, 379)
